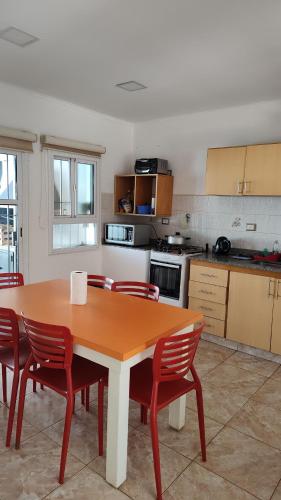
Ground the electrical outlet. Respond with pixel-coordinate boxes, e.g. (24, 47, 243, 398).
(162, 218, 169, 225)
(246, 223, 257, 231)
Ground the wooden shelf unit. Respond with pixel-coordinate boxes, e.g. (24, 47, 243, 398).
(114, 174, 173, 217)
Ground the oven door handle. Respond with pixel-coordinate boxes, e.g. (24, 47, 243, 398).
(150, 261, 180, 269)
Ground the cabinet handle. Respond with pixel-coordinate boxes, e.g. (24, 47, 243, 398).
(200, 306, 213, 312)
(200, 273, 217, 279)
(268, 279, 276, 297)
(277, 280, 281, 299)
(243, 180, 251, 194)
(237, 181, 243, 194)
(199, 289, 214, 295)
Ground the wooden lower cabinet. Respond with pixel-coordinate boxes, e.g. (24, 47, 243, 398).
(271, 280, 281, 355)
(226, 272, 274, 351)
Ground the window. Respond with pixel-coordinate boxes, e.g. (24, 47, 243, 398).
(49, 151, 100, 253)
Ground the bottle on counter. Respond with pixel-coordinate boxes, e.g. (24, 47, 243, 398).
(272, 240, 280, 254)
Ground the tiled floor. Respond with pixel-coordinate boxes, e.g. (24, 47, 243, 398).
(0, 340, 280, 499)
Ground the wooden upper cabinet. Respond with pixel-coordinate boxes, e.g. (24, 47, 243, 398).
(205, 147, 246, 195)
(244, 144, 281, 195)
(226, 271, 274, 351)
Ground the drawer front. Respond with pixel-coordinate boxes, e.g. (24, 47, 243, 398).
(188, 297, 226, 321)
(189, 280, 227, 304)
(190, 264, 228, 287)
(203, 316, 225, 337)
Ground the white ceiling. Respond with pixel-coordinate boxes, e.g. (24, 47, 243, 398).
(1, 0, 281, 122)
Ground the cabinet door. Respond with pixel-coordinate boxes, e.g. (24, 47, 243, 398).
(271, 280, 281, 355)
(245, 144, 281, 195)
(227, 272, 274, 350)
(205, 147, 246, 195)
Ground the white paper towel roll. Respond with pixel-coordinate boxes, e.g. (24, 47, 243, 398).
(70, 271, 88, 305)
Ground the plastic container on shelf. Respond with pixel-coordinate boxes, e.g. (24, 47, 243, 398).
(136, 204, 152, 215)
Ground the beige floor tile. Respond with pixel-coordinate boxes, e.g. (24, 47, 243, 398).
(229, 399, 281, 450)
(44, 404, 102, 465)
(271, 366, 281, 383)
(128, 399, 144, 428)
(139, 406, 222, 460)
(252, 378, 281, 412)
(22, 387, 82, 431)
(89, 428, 190, 500)
(272, 481, 281, 500)
(192, 341, 234, 378)
(200, 427, 281, 500)
(0, 369, 35, 404)
(187, 380, 249, 424)
(224, 351, 280, 378)
(204, 363, 266, 399)
(45, 467, 128, 500)
(0, 404, 38, 451)
(164, 462, 256, 500)
(0, 432, 84, 500)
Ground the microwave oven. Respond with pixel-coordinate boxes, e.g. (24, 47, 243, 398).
(105, 223, 151, 246)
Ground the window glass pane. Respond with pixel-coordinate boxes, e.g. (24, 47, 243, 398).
(0, 205, 18, 272)
(0, 154, 17, 200)
(77, 162, 95, 215)
(53, 223, 96, 250)
(53, 158, 71, 216)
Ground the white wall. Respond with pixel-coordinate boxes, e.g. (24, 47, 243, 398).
(135, 99, 281, 194)
(0, 82, 134, 282)
(134, 99, 281, 250)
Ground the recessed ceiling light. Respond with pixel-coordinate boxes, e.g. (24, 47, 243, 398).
(115, 81, 147, 92)
(0, 27, 39, 47)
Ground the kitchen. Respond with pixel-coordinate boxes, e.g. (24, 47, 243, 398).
(0, 1, 281, 499)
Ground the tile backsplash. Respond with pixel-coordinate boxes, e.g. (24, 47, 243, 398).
(101, 193, 281, 251)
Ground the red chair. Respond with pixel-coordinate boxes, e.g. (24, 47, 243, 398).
(87, 274, 113, 290)
(0, 307, 31, 447)
(111, 281, 159, 301)
(129, 324, 206, 500)
(0, 273, 24, 289)
(15, 316, 107, 484)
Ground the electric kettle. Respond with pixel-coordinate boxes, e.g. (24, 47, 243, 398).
(213, 236, 231, 255)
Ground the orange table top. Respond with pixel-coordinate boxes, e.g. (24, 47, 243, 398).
(0, 279, 202, 361)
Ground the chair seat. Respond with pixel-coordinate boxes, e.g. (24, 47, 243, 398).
(0, 337, 31, 370)
(130, 358, 195, 410)
(30, 355, 108, 394)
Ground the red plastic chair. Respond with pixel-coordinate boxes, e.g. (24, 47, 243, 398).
(129, 324, 206, 500)
(111, 281, 159, 301)
(87, 274, 114, 290)
(0, 307, 31, 447)
(15, 316, 107, 484)
(0, 273, 24, 289)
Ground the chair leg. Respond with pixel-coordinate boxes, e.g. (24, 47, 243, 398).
(85, 386, 90, 412)
(98, 381, 104, 456)
(81, 389, 85, 406)
(40, 384, 44, 390)
(150, 410, 162, 500)
(195, 385, 206, 462)
(59, 395, 74, 484)
(2, 365, 7, 404)
(6, 370, 19, 447)
(32, 364, 37, 393)
(15, 371, 29, 449)
(140, 404, 148, 424)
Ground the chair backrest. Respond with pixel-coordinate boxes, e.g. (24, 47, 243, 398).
(22, 316, 73, 370)
(0, 307, 19, 349)
(153, 323, 204, 384)
(87, 274, 114, 290)
(111, 281, 159, 301)
(0, 273, 24, 289)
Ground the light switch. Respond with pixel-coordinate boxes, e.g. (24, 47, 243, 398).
(246, 223, 257, 231)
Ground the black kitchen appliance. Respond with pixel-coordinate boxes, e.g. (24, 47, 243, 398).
(135, 158, 169, 175)
(213, 236, 231, 255)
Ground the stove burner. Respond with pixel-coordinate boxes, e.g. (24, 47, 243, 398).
(151, 239, 204, 255)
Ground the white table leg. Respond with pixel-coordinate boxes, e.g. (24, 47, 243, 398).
(106, 363, 130, 487)
(168, 394, 186, 430)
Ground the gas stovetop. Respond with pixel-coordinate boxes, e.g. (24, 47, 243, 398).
(151, 239, 204, 256)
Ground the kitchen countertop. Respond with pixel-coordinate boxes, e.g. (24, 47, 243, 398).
(190, 252, 281, 277)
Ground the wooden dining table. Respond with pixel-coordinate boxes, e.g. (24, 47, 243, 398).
(0, 279, 202, 488)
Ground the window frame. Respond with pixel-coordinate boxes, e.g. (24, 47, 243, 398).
(48, 149, 100, 254)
